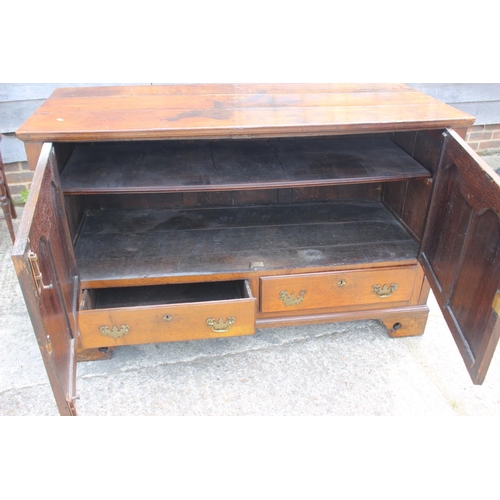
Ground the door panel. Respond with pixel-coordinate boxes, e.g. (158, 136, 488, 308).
(12, 143, 79, 415)
(420, 129, 500, 384)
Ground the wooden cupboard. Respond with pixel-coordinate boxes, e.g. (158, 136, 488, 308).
(12, 84, 500, 415)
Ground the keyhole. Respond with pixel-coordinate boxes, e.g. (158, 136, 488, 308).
(338, 279, 346, 287)
(163, 314, 173, 322)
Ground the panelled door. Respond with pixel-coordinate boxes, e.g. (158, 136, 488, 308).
(420, 129, 500, 384)
(12, 143, 80, 415)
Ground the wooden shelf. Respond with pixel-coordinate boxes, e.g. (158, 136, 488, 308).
(60, 137, 431, 194)
(74, 201, 419, 287)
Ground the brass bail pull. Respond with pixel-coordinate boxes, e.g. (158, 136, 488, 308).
(279, 290, 306, 307)
(373, 283, 398, 298)
(28, 251, 53, 293)
(100, 325, 130, 339)
(206, 317, 235, 333)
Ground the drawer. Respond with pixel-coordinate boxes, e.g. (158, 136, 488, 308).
(79, 280, 255, 349)
(260, 266, 418, 313)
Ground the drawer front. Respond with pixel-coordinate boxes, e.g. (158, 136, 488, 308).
(79, 297, 255, 349)
(260, 266, 418, 313)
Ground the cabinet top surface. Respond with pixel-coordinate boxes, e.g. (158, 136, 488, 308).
(16, 83, 476, 142)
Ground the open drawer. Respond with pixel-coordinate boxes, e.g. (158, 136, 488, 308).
(78, 280, 256, 348)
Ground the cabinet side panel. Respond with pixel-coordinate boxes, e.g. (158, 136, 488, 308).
(383, 181, 407, 220)
(400, 178, 432, 240)
(54, 143, 76, 174)
(65, 195, 86, 245)
(412, 130, 444, 175)
(391, 131, 416, 156)
(384, 130, 444, 241)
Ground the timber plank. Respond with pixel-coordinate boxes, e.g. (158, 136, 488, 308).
(74, 201, 419, 286)
(60, 137, 430, 194)
(16, 84, 475, 142)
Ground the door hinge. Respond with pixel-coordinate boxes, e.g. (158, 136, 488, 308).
(46, 335, 54, 357)
(492, 290, 500, 317)
(66, 399, 77, 416)
(28, 251, 53, 294)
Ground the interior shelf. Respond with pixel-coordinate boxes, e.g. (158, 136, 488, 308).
(60, 137, 431, 194)
(74, 201, 419, 287)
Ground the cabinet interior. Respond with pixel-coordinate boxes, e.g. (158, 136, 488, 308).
(57, 130, 443, 289)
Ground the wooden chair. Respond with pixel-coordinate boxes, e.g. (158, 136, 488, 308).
(0, 140, 17, 243)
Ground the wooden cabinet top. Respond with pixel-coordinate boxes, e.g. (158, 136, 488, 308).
(16, 83, 475, 142)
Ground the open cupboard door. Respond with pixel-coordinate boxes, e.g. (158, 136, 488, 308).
(420, 129, 500, 384)
(12, 143, 80, 415)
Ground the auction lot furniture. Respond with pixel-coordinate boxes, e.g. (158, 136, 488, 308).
(12, 84, 500, 415)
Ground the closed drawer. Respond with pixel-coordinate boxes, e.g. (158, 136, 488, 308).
(79, 280, 255, 348)
(260, 266, 418, 313)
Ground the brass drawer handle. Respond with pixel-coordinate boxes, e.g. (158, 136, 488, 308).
(28, 251, 53, 294)
(206, 317, 235, 333)
(373, 283, 398, 298)
(279, 290, 306, 307)
(100, 324, 130, 339)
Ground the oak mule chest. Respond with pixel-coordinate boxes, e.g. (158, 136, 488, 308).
(13, 84, 500, 415)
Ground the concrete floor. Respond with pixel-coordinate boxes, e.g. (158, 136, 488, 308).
(2, 159, 500, 415)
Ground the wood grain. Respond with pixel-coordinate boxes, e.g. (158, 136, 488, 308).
(16, 84, 475, 142)
(420, 129, 500, 384)
(260, 266, 418, 313)
(256, 304, 429, 334)
(73, 201, 419, 287)
(24, 141, 43, 171)
(11, 144, 79, 415)
(59, 137, 431, 194)
(79, 281, 255, 348)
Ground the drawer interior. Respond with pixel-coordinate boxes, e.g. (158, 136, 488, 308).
(83, 280, 252, 310)
(78, 279, 256, 348)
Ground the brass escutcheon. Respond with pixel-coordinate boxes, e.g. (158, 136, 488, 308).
(279, 290, 306, 307)
(163, 314, 173, 322)
(337, 279, 346, 287)
(206, 317, 235, 333)
(100, 324, 130, 339)
(373, 283, 398, 298)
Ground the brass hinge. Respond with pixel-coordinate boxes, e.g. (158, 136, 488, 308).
(28, 251, 53, 294)
(492, 290, 500, 316)
(46, 335, 54, 357)
(66, 399, 77, 416)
